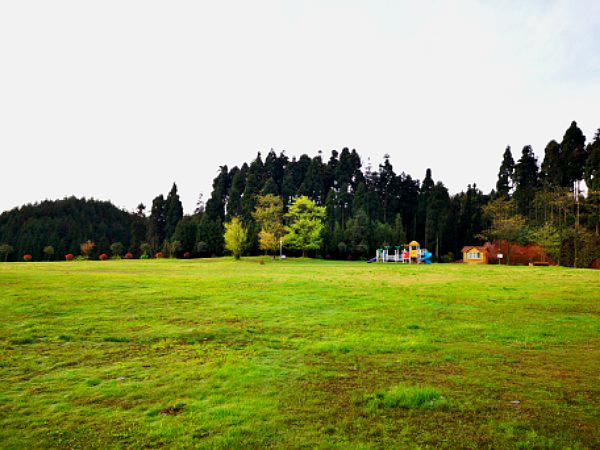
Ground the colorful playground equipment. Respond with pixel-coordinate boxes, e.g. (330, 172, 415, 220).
(369, 240, 432, 264)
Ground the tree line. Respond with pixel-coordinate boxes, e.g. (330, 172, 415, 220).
(1, 121, 598, 266)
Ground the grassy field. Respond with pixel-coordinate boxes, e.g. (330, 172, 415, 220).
(0, 258, 599, 449)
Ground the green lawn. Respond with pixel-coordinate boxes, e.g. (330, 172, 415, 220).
(0, 259, 598, 448)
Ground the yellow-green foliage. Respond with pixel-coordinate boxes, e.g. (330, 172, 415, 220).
(0, 259, 598, 448)
(223, 217, 247, 260)
(252, 195, 284, 255)
(284, 196, 326, 256)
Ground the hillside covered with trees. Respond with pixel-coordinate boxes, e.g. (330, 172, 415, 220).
(1, 121, 599, 266)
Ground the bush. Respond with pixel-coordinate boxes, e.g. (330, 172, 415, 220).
(155, 252, 163, 259)
(183, 252, 190, 259)
(124, 252, 133, 259)
(99, 253, 109, 261)
(140, 254, 150, 259)
(65, 254, 74, 261)
(23, 254, 32, 261)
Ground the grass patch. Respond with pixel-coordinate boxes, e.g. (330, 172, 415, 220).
(366, 385, 448, 410)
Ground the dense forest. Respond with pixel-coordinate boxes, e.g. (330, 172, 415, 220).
(1, 121, 599, 266)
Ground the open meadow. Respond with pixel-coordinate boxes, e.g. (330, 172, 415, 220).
(0, 259, 599, 448)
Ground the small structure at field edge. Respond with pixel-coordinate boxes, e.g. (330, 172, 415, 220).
(461, 246, 488, 264)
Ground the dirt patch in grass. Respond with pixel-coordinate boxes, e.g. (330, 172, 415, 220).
(160, 403, 186, 416)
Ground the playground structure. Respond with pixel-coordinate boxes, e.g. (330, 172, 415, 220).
(369, 240, 432, 264)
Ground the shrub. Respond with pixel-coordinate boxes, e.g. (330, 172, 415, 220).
(80, 240, 95, 259)
(99, 253, 109, 261)
(139, 242, 152, 258)
(155, 252, 163, 259)
(43, 245, 55, 261)
(65, 253, 74, 261)
(183, 252, 190, 259)
(23, 254, 32, 261)
(0, 243, 14, 262)
(124, 252, 133, 259)
(110, 242, 124, 258)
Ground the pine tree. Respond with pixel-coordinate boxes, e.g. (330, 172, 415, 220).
(392, 214, 406, 245)
(298, 155, 325, 202)
(261, 177, 279, 196)
(513, 145, 539, 217)
(173, 216, 198, 255)
(352, 182, 369, 216)
(584, 129, 600, 192)
(241, 155, 264, 221)
(540, 140, 562, 186)
(196, 216, 224, 256)
(416, 168, 435, 242)
(205, 166, 229, 221)
(226, 165, 247, 219)
(147, 195, 166, 251)
(561, 121, 587, 185)
(164, 183, 183, 239)
(425, 182, 450, 257)
(345, 210, 370, 258)
(378, 155, 396, 222)
(496, 146, 515, 197)
(130, 203, 147, 254)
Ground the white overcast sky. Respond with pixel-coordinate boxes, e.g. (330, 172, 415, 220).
(1, 0, 599, 214)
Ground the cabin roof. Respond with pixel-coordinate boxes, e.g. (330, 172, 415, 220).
(461, 246, 487, 253)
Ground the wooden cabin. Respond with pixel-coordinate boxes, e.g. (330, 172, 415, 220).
(461, 246, 488, 264)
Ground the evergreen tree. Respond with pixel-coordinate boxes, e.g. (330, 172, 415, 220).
(264, 150, 287, 190)
(298, 155, 325, 202)
(425, 182, 450, 258)
(196, 216, 224, 256)
(164, 183, 183, 239)
(513, 145, 539, 217)
(345, 210, 370, 258)
(496, 146, 515, 197)
(540, 140, 563, 186)
(352, 182, 369, 216)
(335, 148, 355, 187)
(241, 154, 264, 221)
(378, 155, 396, 222)
(173, 216, 198, 255)
(130, 203, 147, 254)
(147, 195, 166, 251)
(416, 168, 435, 242)
(584, 129, 600, 192)
(226, 165, 247, 219)
(323, 150, 339, 193)
(392, 214, 406, 245)
(561, 121, 587, 185)
(261, 177, 279, 196)
(281, 160, 297, 205)
(205, 166, 229, 221)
